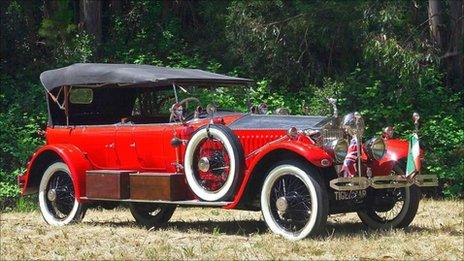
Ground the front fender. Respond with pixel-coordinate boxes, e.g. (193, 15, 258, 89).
(226, 136, 332, 209)
(22, 144, 91, 200)
(369, 139, 413, 176)
(246, 137, 333, 169)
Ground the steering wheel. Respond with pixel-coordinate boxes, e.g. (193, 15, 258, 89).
(169, 97, 202, 122)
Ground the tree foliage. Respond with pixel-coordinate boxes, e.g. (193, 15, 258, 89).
(0, 0, 462, 202)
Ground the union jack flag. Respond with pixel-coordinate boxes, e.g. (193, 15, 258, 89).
(341, 138, 358, 177)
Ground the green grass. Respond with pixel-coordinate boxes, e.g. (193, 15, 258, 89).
(1, 199, 463, 260)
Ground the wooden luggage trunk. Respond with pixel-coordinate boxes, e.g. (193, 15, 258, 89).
(129, 173, 187, 201)
(86, 170, 131, 199)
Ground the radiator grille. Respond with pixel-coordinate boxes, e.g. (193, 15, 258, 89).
(321, 128, 345, 146)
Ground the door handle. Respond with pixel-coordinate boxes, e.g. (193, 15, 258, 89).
(129, 142, 136, 148)
(106, 143, 115, 149)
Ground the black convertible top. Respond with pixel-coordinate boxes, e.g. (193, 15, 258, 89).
(40, 63, 253, 91)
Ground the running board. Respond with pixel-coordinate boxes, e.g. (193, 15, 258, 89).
(80, 197, 232, 207)
(330, 175, 438, 191)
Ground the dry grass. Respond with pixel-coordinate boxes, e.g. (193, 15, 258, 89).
(1, 199, 463, 260)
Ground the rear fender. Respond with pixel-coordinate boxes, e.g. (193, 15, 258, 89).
(226, 136, 333, 209)
(21, 144, 91, 200)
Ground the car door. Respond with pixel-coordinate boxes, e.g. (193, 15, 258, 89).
(74, 125, 119, 169)
(115, 124, 139, 170)
(132, 124, 168, 171)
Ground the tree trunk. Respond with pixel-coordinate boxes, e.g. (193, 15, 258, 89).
(79, 0, 102, 44)
(428, 0, 446, 50)
(162, 0, 171, 20)
(43, 0, 59, 19)
(447, 0, 463, 91)
(109, 0, 122, 15)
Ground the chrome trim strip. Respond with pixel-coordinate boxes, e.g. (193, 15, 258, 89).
(329, 175, 438, 191)
(329, 177, 370, 191)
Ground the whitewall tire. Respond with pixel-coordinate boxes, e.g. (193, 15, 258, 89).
(260, 162, 328, 240)
(357, 163, 421, 229)
(38, 162, 85, 225)
(184, 124, 244, 202)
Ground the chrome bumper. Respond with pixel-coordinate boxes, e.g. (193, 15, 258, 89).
(329, 175, 438, 191)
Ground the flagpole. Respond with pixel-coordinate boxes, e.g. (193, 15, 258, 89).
(354, 112, 362, 177)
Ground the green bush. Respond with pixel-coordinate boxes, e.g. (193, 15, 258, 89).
(0, 0, 462, 202)
(0, 74, 47, 201)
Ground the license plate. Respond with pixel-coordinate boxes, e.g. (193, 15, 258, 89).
(334, 190, 367, 201)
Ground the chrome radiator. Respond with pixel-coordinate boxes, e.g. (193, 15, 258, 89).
(321, 128, 345, 145)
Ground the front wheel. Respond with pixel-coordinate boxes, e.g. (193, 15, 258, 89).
(357, 185, 421, 229)
(357, 162, 421, 229)
(260, 162, 329, 240)
(38, 162, 86, 225)
(129, 203, 176, 228)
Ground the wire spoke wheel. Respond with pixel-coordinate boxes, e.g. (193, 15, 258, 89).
(193, 137, 231, 192)
(270, 175, 312, 233)
(45, 171, 75, 220)
(357, 162, 421, 229)
(39, 162, 85, 225)
(184, 124, 244, 202)
(261, 162, 328, 240)
(373, 188, 406, 222)
(129, 203, 176, 228)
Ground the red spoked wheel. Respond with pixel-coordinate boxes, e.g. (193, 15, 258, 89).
(193, 137, 231, 192)
(184, 124, 244, 201)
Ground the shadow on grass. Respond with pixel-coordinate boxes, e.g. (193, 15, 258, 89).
(84, 217, 455, 238)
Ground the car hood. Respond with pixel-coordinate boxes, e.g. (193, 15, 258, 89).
(228, 114, 330, 130)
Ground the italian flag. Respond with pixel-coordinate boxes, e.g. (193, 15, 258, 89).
(406, 133, 421, 177)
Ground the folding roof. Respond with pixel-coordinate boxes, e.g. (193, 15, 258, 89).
(40, 63, 253, 91)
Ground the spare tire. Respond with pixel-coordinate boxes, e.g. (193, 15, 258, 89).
(184, 124, 244, 201)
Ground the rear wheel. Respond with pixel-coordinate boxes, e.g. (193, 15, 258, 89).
(357, 164, 421, 229)
(260, 162, 329, 240)
(38, 162, 85, 225)
(129, 202, 176, 228)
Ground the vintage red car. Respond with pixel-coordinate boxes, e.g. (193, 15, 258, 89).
(18, 63, 437, 240)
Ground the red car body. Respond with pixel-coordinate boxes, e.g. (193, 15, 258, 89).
(20, 63, 437, 240)
(20, 112, 409, 208)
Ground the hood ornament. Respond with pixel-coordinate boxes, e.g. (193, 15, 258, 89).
(327, 98, 338, 118)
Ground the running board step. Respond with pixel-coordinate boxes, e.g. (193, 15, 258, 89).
(80, 197, 232, 207)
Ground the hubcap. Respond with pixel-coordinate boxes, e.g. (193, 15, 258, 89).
(198, 157, 210, 172)
(276, 196, 288, 213)
(193, 137, 231, 192)
(47, 188, 57, 202)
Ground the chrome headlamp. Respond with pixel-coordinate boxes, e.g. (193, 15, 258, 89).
(341, 112, 364, 137)
(365, 137, 386, 160)
(324, 139, 348, 163)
